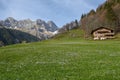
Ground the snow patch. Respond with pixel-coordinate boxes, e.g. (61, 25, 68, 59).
(53, 30, 58, 35)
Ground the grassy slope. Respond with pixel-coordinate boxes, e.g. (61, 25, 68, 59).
(53, 29, 85, 40)
(0, 29, 120, 80)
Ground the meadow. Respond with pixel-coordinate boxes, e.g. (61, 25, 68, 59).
(0, 29, 120, 80)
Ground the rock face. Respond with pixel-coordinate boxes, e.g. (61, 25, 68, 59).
(1, 17, 18, 28)
(0, 17, 58, 40)
(47, 21, 58, 32)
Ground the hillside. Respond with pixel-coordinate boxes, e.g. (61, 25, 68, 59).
(53, 29, 85, 40)
(0, 26, 120, 79)
(0, 32, 120, 80)
(0, 26, 40, 46)
(80, 0, 120, 37)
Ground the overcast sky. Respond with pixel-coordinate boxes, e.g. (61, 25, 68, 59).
(0, 0, 105, 27)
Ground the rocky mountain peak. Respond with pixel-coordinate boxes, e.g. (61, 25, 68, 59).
(47, 21, 54, 24)
(3, 17, 17, 27)
(0, 17, 58, 40)
(47, 21, 56, 27)
(36, 19, 47, 26)
(22, 19, 32, 22)
(6, 17, 16, 21)
(47, 21, 58, 32)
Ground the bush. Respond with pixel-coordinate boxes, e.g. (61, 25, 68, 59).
(0, 41, 4, 47)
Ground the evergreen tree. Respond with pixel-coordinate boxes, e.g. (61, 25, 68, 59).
(106, 6, 118, 22)
(81, 14, 87, 19)
(75, 19, 78, 27)
(88, 9, 96, 15)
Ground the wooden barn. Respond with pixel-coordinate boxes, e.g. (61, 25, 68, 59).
(91, 27, 115, 40)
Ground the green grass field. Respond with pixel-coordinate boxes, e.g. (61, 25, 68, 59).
(0, 29, 120, 80)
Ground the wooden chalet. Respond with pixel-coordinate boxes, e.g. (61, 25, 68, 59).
(91, 27, 115, 40)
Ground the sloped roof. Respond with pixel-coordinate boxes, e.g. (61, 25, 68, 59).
(91, 27, 114, 34)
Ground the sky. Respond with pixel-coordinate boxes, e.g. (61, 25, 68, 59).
(0, 0, 105, 27)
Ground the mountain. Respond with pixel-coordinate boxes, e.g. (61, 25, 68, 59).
(1, 17, 18, 28)
(0, 17, 58, 40)
(0, 25, 40, 46)
(47, 21, 58, 32)
(58, 20, 79, 33)
(79, 0, 120, 37)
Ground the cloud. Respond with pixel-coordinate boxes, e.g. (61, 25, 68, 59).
(0, 0, 106, 27)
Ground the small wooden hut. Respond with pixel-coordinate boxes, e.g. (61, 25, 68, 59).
(91, 27, 115, 40)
